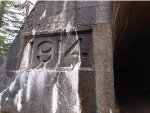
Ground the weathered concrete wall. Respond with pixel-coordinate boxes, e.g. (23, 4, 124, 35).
(93, 2, 114, 113)
(0, 1, 114, 113)
(93, 24, 114, 113)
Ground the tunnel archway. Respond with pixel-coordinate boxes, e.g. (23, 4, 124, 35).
(114, 2, 150, 113)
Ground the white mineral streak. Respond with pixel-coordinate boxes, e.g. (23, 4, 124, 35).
(36, 68, 47, 95)
(63, 0, 73, 38)
(50, 0, 67, 29)
(66, 20, 73, 38)
(55, 34, 62, 70)
(5, 97, 8, 101)
(0, 89, 7, 109)
(61, 64, 73, 70)
(70, 44, 81, 112)
(65, 63, 81, 112)
(0, 73, 19, 110)
(0, 93, 3, 109)
(71, 28, 80, 56)
(62, 0, 68, 23)
(26, 70, 36, 102)
(39, 9, 46, 20)
(72, 29, 81, 113)
(9, 77, 17, 93)
(110, 108, 112, 113)
(30, 28, 36, 65)
(26, 68, 48, 101)
(52, 84, 58, 113)
(8, 68, 49, 111)
(32, 28, 36, 36)
(20, 42, 31, 69)
(19, 71, 27, 88)
(14, 89, 23, 112)
(0, 65, 27, 112)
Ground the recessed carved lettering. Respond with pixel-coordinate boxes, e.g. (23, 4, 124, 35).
(37, 41, 53, 62)
(64, 38, 80, 56)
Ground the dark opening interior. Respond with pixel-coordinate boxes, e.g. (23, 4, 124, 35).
(114, 28, 150, 113)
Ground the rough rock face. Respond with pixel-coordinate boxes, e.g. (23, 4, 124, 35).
(0, 1, 114, 113)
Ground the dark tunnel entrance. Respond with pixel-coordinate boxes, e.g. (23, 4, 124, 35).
(114, 2, 150, 113)
(114, 30, 150, 113)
